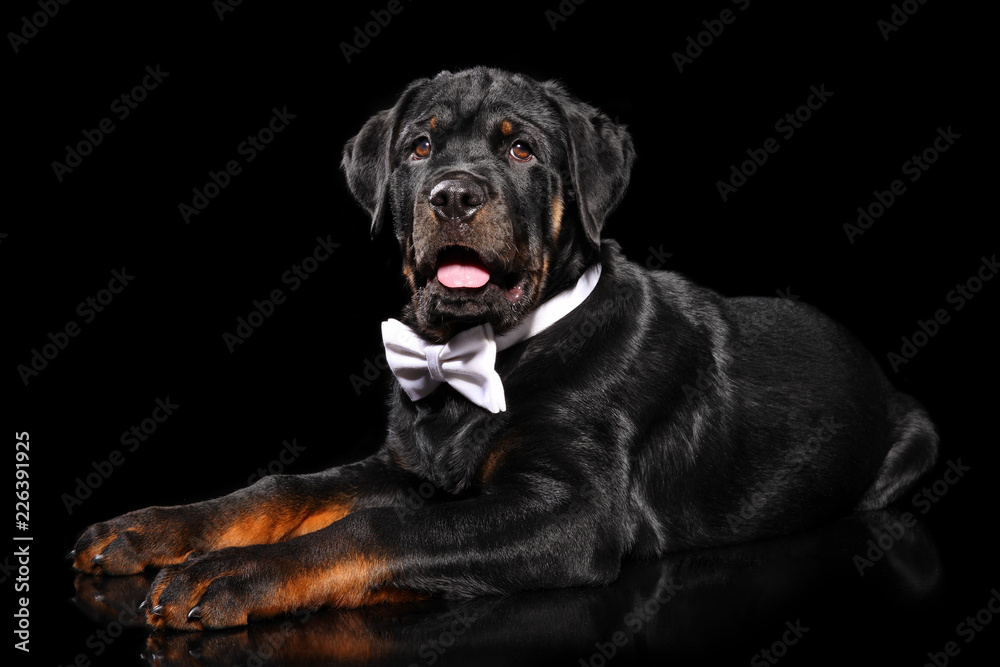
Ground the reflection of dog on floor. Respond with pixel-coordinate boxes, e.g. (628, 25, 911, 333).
(71, 67, 938, 630)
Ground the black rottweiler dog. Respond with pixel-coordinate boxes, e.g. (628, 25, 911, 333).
(71, 67, 937, 630)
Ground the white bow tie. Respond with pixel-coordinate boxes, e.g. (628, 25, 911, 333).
(381, 263, 602, 413)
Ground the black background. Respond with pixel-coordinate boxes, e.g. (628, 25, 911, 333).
(6, 0, 996, 665)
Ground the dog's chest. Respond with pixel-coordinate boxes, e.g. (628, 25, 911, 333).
(396, 389, 499, 494)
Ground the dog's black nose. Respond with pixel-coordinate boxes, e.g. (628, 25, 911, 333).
(429, 175, 487, 224)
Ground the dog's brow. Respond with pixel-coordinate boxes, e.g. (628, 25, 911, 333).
(414, 114, 438, 130)
(397, 116, 440, 149)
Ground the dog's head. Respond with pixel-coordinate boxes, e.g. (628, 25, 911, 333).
(342, 67, 634, 341)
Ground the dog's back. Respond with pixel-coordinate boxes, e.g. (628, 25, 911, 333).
(605, 255, 938, 551)
(722, 294, 938, 507)
(700, 288, 937, 536)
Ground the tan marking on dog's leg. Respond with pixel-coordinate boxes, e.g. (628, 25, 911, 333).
(214, 500, 355, 547)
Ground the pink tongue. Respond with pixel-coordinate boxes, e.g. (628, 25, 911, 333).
(437, 251, 491, 288)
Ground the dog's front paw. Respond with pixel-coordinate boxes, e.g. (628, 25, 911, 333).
(144, 546, 284, 631)
(71, 506, 208, 576)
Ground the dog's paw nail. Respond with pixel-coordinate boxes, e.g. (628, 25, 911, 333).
(151, 605, 164, 616)
(66, 549, 76, 561)
(187, 606, 202, 621)
(138, 600, 147, 610)
(91, 554, 104, 565)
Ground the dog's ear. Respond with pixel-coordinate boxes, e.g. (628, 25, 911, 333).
(543, 81, 635, 248)
(341, 79, 427, 238)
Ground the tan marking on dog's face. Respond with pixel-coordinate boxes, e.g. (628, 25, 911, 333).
(551, 194, 564, 246)
(500, 119, 513, 136)
(429, 115, 437, 130)
(401, 253, 419, 293)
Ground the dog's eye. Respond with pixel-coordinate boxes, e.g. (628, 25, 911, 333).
(412, 137, 432, 160)
(509, 141, 533, 161)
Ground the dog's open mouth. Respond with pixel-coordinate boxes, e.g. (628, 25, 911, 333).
(432, 246, 526, 303)
(436, 246, 491, 289)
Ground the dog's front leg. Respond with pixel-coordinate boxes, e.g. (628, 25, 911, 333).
(70, 456, 404, 576)
(142, 479, 621, 630)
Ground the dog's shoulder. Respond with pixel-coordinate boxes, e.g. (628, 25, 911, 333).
(510, 242, 733, 408)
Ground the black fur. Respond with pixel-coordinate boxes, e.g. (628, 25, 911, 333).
(71, 68, 939, 630)
(342, 66, 938, 565)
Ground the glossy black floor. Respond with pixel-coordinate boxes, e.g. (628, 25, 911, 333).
(62, 502, 994, 667)
(8, 1, 994, 666)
